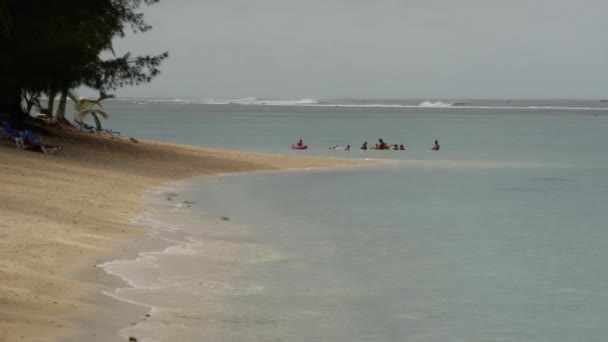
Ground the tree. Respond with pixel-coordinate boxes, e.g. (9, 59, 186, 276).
(0, 0, 167, 123)
(21, 90, 42, 115)
(0, 0, 10, 37)
(69, 93, 113, 132)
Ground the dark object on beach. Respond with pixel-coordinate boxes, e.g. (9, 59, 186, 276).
(129, 337, 138, 342)
(14, 136, 64, 155)
(167, 196, 173, 201)
(183, 201, 196, 204)
(130, 137, 139, 143)
(221, 216, 230, 221)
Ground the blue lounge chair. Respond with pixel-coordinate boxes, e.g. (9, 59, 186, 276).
(74, 119, 120, 137)
(73, 119, 96, 133)
(2, 121, 22, 138)
(22, 130, 42, 143)
(2, 122, 42, 142)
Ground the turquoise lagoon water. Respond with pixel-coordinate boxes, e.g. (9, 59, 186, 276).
(100, 99, 608, 341)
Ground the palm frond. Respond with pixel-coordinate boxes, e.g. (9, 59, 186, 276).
(72, 93, 113, 131)
(78, 109, 108, 119)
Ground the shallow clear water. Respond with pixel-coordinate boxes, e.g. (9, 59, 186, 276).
(101, 100, 608, 341)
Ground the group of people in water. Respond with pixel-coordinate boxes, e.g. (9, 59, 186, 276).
(361, 139, 440, 151)
(297, 139, 441, 151)
(360, 139, 408, 151)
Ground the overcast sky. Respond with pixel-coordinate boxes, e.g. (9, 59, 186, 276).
(101, 0, 608, 99)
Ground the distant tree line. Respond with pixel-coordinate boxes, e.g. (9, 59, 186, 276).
(0, 0, 168, 123)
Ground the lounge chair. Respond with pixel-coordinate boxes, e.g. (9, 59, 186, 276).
(15, 137, 63, 155)
(72, 119, 96, 133)
(99, 127, 120, 137)
(21, 130, 42, 143)
(2, 121, 22, 138)
(73, 119, 120, 137)
(2, 122, 42, 141)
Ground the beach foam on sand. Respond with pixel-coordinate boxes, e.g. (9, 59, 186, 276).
(0, 127, 374, 341)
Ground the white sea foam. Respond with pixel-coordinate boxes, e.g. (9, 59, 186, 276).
(228, 97, 321, 106)
(100, 253, 162, 289)
(418, 100, 454, 108)
(112, 97, 608, 111)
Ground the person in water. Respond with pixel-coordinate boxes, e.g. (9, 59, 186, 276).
(431, 140, 440, 151)
(400, 144, 406, 150)
(393, 144, 399, 150)
(361, 142, 367, 150)
(345, 145, 351, 151)
(296, 139, 303, 147)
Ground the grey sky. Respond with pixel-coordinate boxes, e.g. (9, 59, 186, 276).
(102, 0, 608, 99)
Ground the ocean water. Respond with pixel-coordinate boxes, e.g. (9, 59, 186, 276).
(100, 99, 608, 341)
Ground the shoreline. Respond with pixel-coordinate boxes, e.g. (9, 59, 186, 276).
(0, 127, 377, 341)
(93, 165, 384, 341)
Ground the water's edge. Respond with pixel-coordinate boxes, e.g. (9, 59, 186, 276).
(97, 165, 380, 341)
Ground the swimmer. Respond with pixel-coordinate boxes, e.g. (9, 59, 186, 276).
(431, 140, 440, 151)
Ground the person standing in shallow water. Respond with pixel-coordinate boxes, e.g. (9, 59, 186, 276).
(431, 140, 440, 151)
(360, 142, 367, 150)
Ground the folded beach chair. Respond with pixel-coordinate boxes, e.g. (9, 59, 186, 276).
(15, 137, 63, 155)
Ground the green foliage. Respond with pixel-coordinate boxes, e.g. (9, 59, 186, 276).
(0, 0, 167, 118)
(69, 93, 114, 132)
(0, 0, 10, 37)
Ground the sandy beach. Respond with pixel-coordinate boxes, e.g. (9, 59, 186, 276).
(0, 127, 373, 341)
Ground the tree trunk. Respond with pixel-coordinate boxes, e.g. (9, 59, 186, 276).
(23, 90, 38, 114)
(55, 88, 69, 124)
(0, 83, 25, 125)
(46, 89, 56, 119)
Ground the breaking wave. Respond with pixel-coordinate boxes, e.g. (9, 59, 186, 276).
(115, 98, 608, 111)
(228, 97, 320, 106)
(418, 100, 454, 108)
(124, 97, 321, 106)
